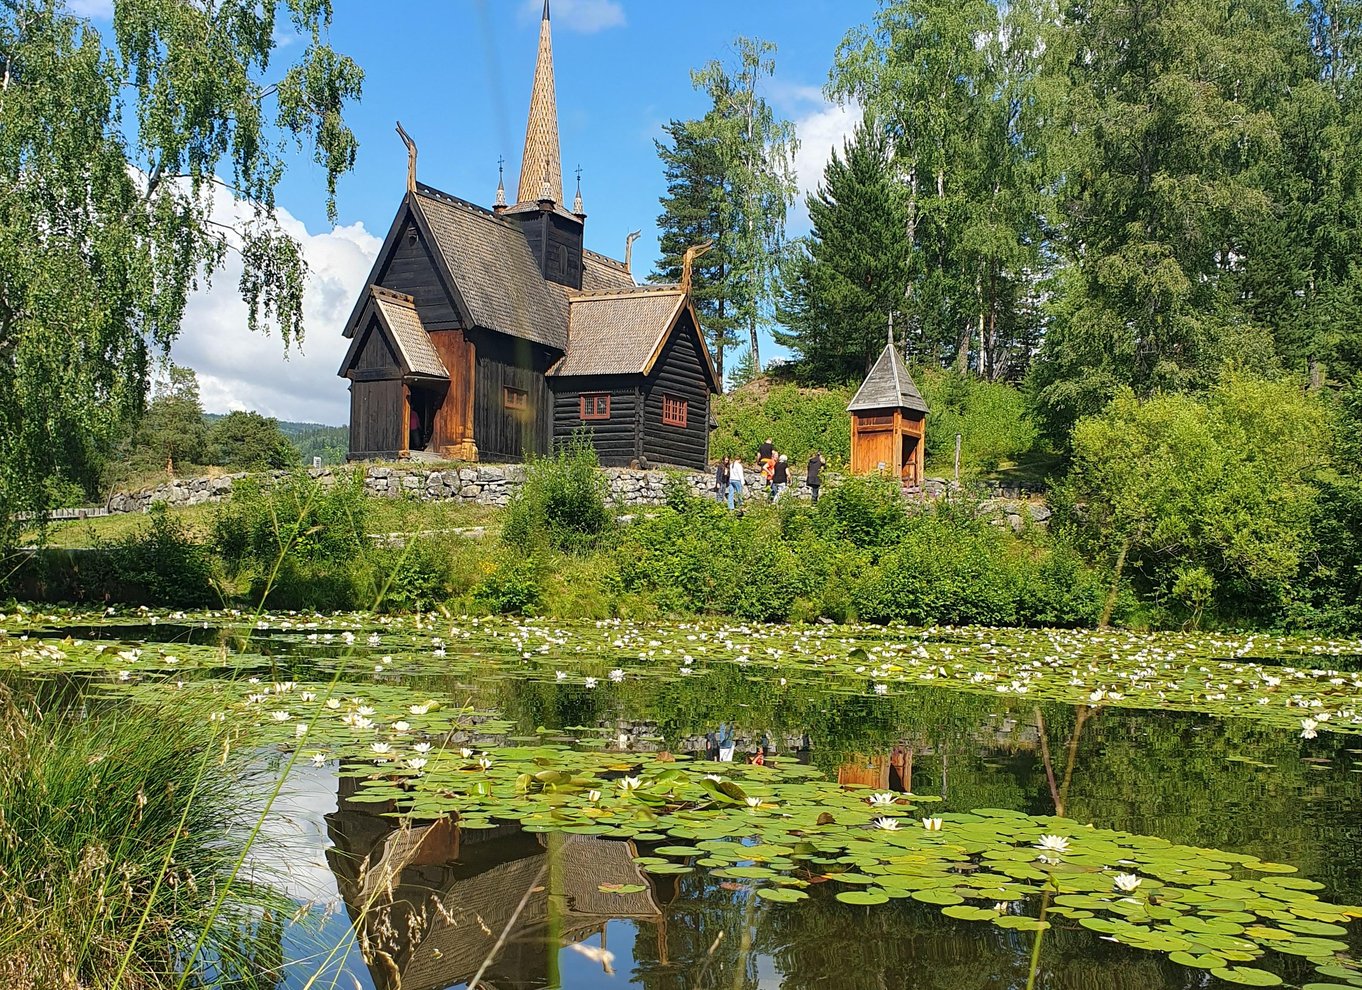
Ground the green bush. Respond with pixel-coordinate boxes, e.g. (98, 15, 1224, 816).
(212, 470, 369, 610)
(916, 368, 1041, 475)
(503, 437, 614, 554)
(851, 508, 1106, 627)
(711, 382, 853, 466)
(471, 556, 545, 615)
(87, 502, 219, 607)
(811, 474, 909, 552)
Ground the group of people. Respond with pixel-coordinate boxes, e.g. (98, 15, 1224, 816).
(713, 438, 827, 511)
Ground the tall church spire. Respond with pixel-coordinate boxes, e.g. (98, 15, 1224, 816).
(517, 0, 563, 205)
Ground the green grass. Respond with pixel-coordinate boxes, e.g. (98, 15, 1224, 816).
(0, 687, 285, 989)
(24, 497, 505, 549)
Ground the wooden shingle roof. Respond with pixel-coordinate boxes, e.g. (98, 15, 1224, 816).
(412, 184, 569, 350)
(548, 285, 686, 377)
(847, 332, 929, 414)
(581, 248, 635, 291)
(370, 287, 447, 378)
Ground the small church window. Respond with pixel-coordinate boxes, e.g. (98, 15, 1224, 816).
(662, 395, 688, 428)
(580, 393, 611, 420)
(504, 386, 528, 411)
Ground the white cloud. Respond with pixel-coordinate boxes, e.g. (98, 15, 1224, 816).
(517, 0, 625, 33)
(788, 100, 859, 232)
(170, 188, 380, 426)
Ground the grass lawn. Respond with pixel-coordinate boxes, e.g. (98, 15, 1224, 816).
(23, 496, 504, 549)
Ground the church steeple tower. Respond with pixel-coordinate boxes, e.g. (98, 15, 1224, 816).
(517, 0, 563, 205)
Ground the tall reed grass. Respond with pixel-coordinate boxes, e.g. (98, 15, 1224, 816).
(0, 687, 285, 989)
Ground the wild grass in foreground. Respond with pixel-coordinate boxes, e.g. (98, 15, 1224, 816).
(0, 687, 286, 990)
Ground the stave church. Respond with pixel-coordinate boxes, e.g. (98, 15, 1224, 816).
(338, 1, 718, 470)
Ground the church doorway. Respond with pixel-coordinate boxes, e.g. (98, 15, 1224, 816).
(406, 386, 441, 453)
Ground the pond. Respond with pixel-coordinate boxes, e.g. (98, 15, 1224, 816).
(4, 609, 1362, 990)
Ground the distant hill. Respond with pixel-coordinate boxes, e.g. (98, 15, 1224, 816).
(203, 413, 348, 465)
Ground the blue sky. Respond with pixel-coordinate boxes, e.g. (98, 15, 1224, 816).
(103, 0, 881, 423)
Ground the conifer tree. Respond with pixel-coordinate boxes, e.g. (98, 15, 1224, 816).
(776, 118, 908, 384)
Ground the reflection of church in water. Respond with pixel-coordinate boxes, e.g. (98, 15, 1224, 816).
(326, 773, 681, 990)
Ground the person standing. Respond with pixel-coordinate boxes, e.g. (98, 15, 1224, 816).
(758, 437, 774, 464)
(714, 456, 730, 503)
(772, 454, 790, 501)
(807, 451, 826, 504)
(728, 457, 746, 510)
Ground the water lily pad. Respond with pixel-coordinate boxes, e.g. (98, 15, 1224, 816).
(1209, 966, 1282, 986)
(836, 889, 890, 906)
(756, 887, 807, 903)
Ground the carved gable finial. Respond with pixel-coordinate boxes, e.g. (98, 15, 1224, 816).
(395, 121, 417, 194)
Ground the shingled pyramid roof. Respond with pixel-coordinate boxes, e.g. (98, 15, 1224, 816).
(847, 330, 929, 414)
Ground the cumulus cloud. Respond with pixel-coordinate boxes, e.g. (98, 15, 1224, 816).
(170, 188, 380, 426)
(788, 99, 859, 232)
(517, 0, 625, 33)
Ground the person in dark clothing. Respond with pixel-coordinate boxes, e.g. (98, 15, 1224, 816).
(807, 451, 826, 503)
(714, 456, 730, 502)
(758, 438, 774, 463)
(771, 454, 790, 500)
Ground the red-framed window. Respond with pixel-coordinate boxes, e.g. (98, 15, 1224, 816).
(661, 394, 688, 428)
(580, 393, 611, 420)
(503, 386, 528, 411)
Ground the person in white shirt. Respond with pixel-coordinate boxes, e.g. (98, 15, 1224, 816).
(727, 457, 746, 510)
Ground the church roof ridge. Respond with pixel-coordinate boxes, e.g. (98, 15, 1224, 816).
(368, 284, 415, 306)
(568, 284, 682, 300)
(581, 246, 629, 271)
(414, 182, 506, 223)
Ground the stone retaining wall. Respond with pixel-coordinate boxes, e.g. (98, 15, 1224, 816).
(103, 464, 1044, 520)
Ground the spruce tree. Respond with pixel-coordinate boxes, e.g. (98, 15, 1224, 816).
(776, 118, 908, 384)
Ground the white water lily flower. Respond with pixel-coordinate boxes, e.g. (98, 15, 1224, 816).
(477, 756, 493, 770)
(868, 792, 896, 807)
(588, 789, 602, 802)
(407, 757, 427, 771)
(271, 711, 292, 722)
(325, 699, 341, 710)
(609, 669, 625, 682)
(370, 742, 391, 754)
(1114, 873, 1142, 893)
(354, 717, 375, 730)
(703, 774, 723, 783)
(412, 742, 432, 754)
(392, 721, 410, 732)
(556, 670, 567, 681)
(409, 703, 430, 715)
(118, 671, 131, 681)
(460, 747, 474, 759)
(301, 691, 316, 702)
(873, 817, 900, 830)
(618, 776, 642, 791)
(922, 817, 943, 831)
(1301, 718, 1319, 739)
(357, 706, 375, 717)
(310, 752, 327, 766)
(1036, 835, 1070, 854)
(584, 677, 598, 689)
(873, 683, 888, 695)
(994, 901, 1009, 913)
(745, 797, 762, 808)
(294, 724, 308, 738)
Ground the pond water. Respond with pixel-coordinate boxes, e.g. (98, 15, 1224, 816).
(5, 611, 1362, 990)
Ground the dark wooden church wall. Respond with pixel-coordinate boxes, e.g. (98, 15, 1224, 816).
(352, 319, 399, 375)
(471, 329, 553, 461)
(550, 377, 639, 466)
(349, 379, 403, 458)
(377, 218, 461, 330)
(641, 315, 710, 470)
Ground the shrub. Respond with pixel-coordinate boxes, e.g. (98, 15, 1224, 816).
(503, 437, 613, 554)
(711, 382, 853, 466)
(471, 555, 545, 615)
(811, 474, 909, 552)
(86, 502, 219, 607)
(212, 469, 369, 609)
(916, 368, 1042, 475)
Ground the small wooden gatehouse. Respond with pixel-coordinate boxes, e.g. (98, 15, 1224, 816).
(847, 329, 929, 486)
(336, 1, 719, 469)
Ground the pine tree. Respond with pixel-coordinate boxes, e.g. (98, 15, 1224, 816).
(776, 118, 908, 384)
(652, 119, 739, 385)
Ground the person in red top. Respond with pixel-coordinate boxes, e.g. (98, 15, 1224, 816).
(409, 406, 422, 452)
